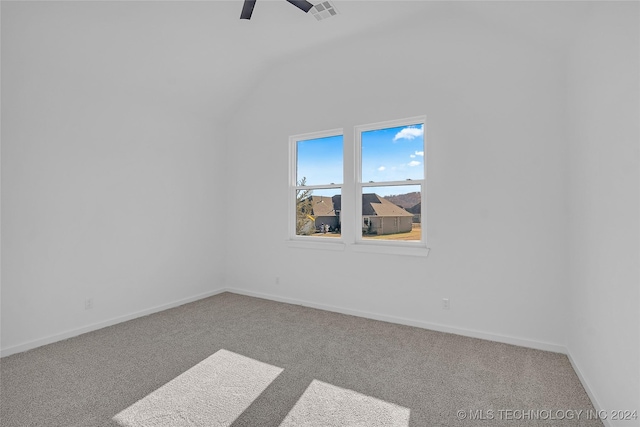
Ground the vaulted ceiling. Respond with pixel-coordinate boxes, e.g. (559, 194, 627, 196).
(2, 0, 584, 121)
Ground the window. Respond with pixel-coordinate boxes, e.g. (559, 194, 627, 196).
(289, 117, 427, 255)
(290, 130, 343, 239)
(356, 117, 425, 245)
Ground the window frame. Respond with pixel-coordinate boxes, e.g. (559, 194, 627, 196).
(287, 117, 429, 257)
(288, 128, 345, 245)
(354, 116, 427, 249)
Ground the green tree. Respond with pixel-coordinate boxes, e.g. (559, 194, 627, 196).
(296, 177, 313, 235)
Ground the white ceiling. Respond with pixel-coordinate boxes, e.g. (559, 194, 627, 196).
(2, 0, 584, 120)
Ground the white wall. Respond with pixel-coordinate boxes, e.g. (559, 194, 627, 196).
(224, 7, 569, 351)
(566, 2, 640, 421)
(3, 0, 637, 415)
(1, 4, 226, 354)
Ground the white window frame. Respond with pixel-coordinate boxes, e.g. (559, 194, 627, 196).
(288, 128, 345, 249)
(287, 117, 429, 257)
(354, 116, 427, 252)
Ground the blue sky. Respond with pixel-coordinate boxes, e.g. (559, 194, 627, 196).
(297, 124, 424, 197)
(361, 124, 424, 183)
(296, 134, 343, 186)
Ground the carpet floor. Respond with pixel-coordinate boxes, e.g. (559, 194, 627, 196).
(1, 292, 602, 426)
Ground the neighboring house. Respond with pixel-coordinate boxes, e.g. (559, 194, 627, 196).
(407, 202, 421, 223)
(299, 194, 412, 235)
(310, 195, 340, 231)
(361, 194, 413, 235)
(297, 195, 340, 234)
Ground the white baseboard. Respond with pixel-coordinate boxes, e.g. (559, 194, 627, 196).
(0, 288, 226, 358)
(224, 287, 567, 354)
(566, 351, 613, 427)
(2, 285, 566, 357)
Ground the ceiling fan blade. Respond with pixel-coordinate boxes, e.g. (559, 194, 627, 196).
(285, 0, 314, 13)
(240, 0, 257, 19)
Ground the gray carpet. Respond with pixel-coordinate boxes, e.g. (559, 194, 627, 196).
(1, 292, 602, 426)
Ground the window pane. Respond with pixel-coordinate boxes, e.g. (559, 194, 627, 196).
(361, 185, 421, 241)
(296, 189, 342, 237)
(361, 124, 424, 183)
(297, 135, 343, 186)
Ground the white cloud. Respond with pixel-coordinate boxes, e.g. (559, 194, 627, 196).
(410, 154, 415, 158)
(414, 151, 424, 157)
(377, 166, 386, 171)
(408, 161, 421, 167)
(393, 125, 424, 142)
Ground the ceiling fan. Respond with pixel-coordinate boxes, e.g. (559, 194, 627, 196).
(240, 0, 314, 20)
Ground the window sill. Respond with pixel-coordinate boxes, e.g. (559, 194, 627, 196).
(350, 243, 430, 257)
(285, 239, 347, 251)
(285, 239, 430, 257)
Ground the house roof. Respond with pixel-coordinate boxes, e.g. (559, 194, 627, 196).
(362, 194, 413, 217)
(310, 196, 337, 217)
(304, 193, 411, 217)
(407, 202, 421, 214)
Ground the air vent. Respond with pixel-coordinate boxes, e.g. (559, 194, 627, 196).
(310, 1, 338, 21)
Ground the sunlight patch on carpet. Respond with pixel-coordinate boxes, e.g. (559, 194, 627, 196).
(113, 349, 283, 427)
(279, 379, 410, 427)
